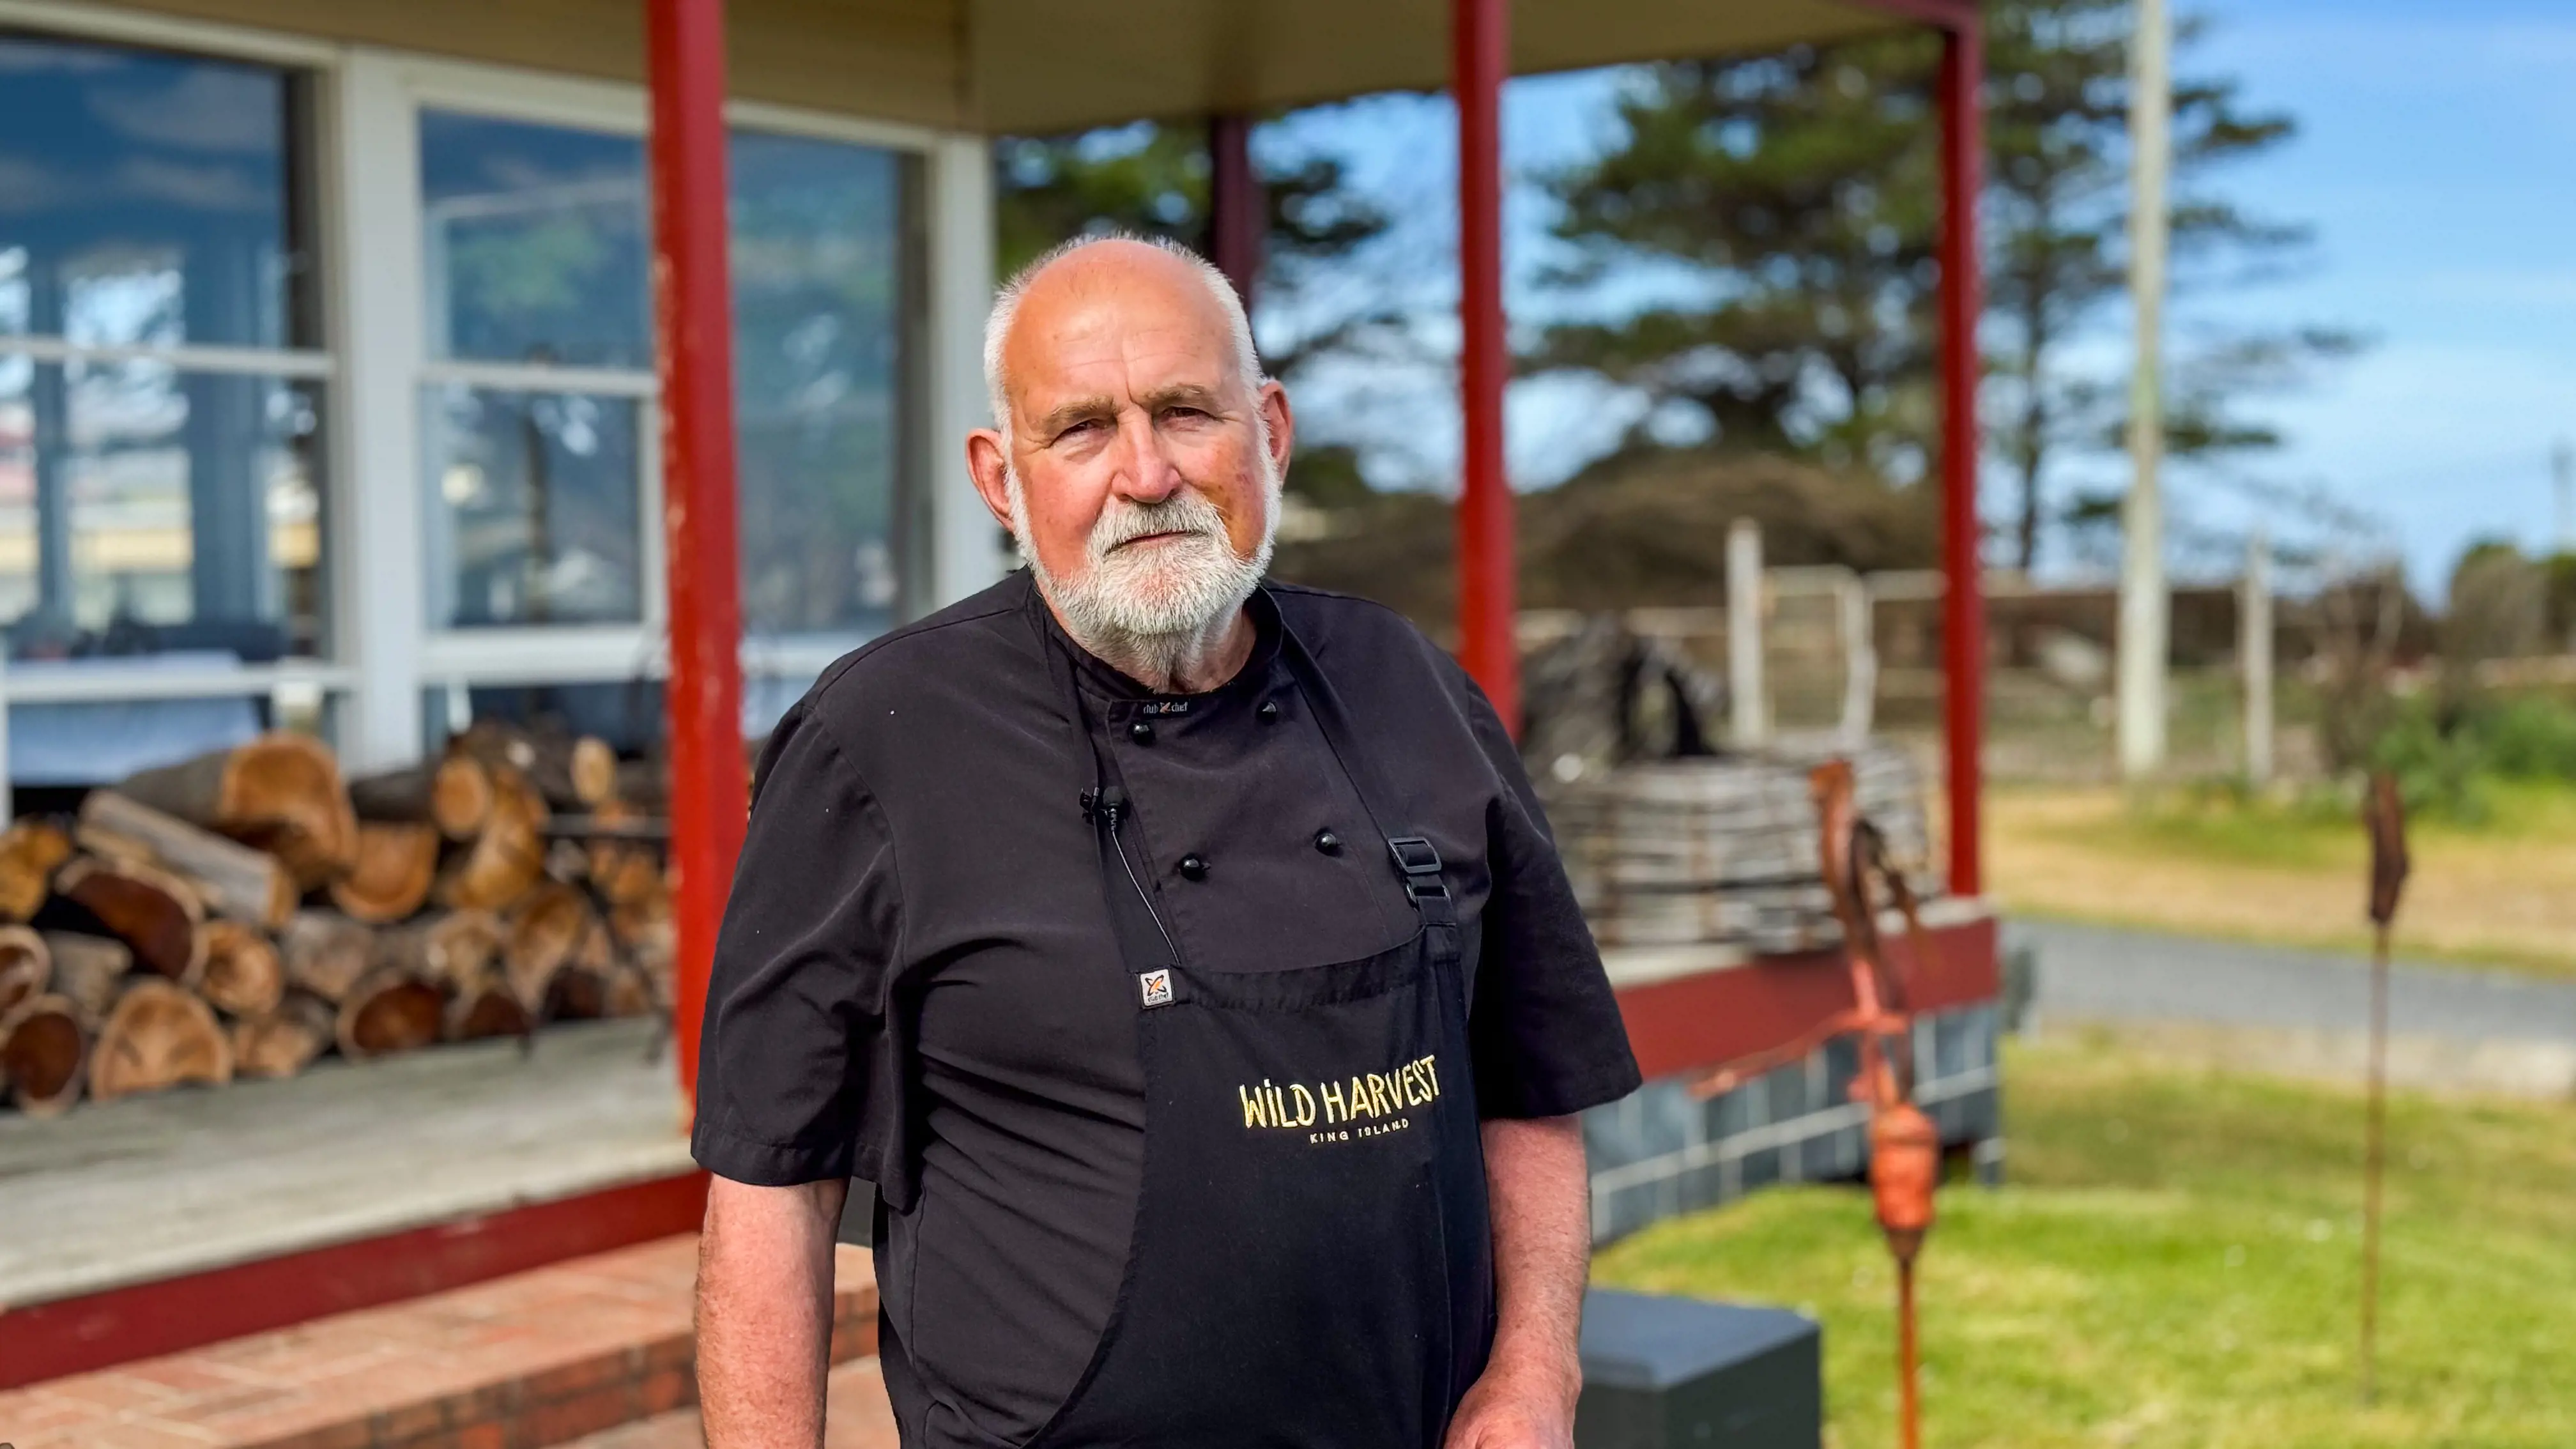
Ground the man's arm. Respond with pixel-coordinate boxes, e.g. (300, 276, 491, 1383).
(697, 1176, 850, 1449)
(1445, 1115, 1591, 1449)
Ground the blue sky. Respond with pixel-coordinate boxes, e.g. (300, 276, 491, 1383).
(1263, 0, 2576, 593)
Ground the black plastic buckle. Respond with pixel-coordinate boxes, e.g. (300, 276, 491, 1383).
(1387, 836, 1449, 900)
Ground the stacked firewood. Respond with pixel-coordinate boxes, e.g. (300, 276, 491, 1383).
(1550, 742, 1938, 954)
(0, 721, 675, 1118)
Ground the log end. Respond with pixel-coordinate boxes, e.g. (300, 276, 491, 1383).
(89, 979, 232, 1103)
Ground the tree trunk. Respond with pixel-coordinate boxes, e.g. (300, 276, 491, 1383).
(52, 855, 208, 985)
(115, 732, 359, 889)
(231, 991, 337, 1078)
(1, 994, 90, 1116)
(199, 920, 286, 1018)
(328, 822, 440, 924)
(349, 756, 495, 840)
(0, 925, 50, 1020)
(432, 770, 550, 912)
(89, 979, 233, 1102)
(42, 931, 133, 1020)
(335, 970, 446, 1059)
(503, 880, 594, 1011)
(452, 719, 619, 811)
(0, 818, 74, 922)
(279, 910, 374, 1004)
(77, 790, 297, 929)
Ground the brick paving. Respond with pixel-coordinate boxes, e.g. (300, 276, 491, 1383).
(571, 1354, 898, 1448)
(0, 1236, 875, 1449)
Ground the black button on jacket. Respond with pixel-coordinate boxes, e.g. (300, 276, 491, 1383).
(692, 572, 1643, 1449)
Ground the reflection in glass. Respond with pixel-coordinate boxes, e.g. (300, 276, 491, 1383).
(0, 35, 317, 350)
(419, 112, 650, 369)
(0, 358, 323, 660)
(422, 387, 642, 627)
(729, 132, 920, 640)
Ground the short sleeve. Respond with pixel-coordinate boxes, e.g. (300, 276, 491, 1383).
(690, 702, 909, 1188)
(1458, 678, 1644, 1119)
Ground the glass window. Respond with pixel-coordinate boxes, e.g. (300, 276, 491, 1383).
(0, 33, 326, 666)
(422, 385, 643, 627)
(418, 111, 650, 370)
(729, 131, 921, 640)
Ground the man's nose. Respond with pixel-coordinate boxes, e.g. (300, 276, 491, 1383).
(1108, 409, 1186, 504)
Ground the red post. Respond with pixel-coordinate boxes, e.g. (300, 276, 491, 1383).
(1936, 21, 1985, 897)
(1453, 0, 1517, 730)
(1208, 113, 1263, 308)
(647, 0, 747, 1103)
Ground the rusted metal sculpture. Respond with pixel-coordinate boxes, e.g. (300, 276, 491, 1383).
(2359, 770, 2409, 1404)
(1689, 759, 1942, 1449)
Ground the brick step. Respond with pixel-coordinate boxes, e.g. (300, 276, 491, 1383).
(0, 1235, 877, 1449)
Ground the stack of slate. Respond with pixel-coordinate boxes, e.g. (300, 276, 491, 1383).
(1548, 741, 1936, 953)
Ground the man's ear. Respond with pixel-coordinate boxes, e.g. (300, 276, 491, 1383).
(965, 428, 1016, 533)
(1258, 380, 1294, 480)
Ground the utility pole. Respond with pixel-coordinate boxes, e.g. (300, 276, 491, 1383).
(2117, 0, 2172, 779)
(2554, 440, 2573, 554)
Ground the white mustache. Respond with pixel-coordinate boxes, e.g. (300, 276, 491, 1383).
(1088, 492, 1230, 562)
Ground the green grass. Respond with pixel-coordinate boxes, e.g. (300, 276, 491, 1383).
(1591, 1038, 2576, 1448)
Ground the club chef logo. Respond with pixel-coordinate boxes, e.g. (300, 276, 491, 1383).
(1236, 1054, 1441, 1144)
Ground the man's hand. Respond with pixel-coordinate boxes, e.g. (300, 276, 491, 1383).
(1445, 1115, 1590, 1449)
(696, 1175, 849, 1449)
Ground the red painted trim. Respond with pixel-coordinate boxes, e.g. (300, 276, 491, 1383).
(0, 1172, 710, 1391)
(1208, 113, 1262, 308)
(647, 0, 749, 1101)
(1452, 0, 1519, 733)
(1936, 21, 1986, 897)
(1613, 919, 1998, 1083)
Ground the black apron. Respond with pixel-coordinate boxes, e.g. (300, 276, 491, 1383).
(1024, 591, 1498, 1448)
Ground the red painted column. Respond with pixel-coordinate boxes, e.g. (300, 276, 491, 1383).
(1936, 21, 1986, 898)
(1208, 113, 1263, 308)
(1453, 0, 1517, 730)
(646, 0, 747, 1101)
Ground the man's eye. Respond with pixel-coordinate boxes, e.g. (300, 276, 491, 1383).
(1164, 407, 1208, 422)
(1057, 418, 1107, 441)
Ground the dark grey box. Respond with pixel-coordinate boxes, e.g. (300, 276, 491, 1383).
(1575, 1289, 1821, 1449)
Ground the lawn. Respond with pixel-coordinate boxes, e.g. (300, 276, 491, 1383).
(1983, 782, 2576, 981)
(1590, 1038, 2576, 1448)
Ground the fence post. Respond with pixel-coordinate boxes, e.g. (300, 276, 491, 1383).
(2242, 527, 2274, 786)
(1728, 519, 1768, 747)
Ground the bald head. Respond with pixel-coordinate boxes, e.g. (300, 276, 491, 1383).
(983, 236, 1262, 445)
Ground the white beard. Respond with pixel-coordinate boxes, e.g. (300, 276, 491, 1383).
(1009, 451, 1280, 687)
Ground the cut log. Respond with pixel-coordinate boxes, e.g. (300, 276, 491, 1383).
(89, 979, 233, 1102)
(444, 966, 532, 1042)
(585, 799, 665, 906)
(231, 991, 337, 1078)
(199, 920, 285, 1018)
(432, 769, 549, 912)
(327, 821, 440, 924)
(279, 910, 374, 1004)
(349, 755, 496, 840)
(0, 925, 50, 1019)
(115, 732, 359, 889)
(335, 970, 445, 1059)
(609, 756, 669, 811)
(42, 931, 133, 1019)
(452, 719, 619, 811)
(2, 995, 90, 1116)
(544, 837, 592, 885)
(604, 961, 659, 1018)
(503, 880, 593, 1010)
(53, 855, 207, 984)
(0, 818, 75, 921)
(75, 790, 298, 928)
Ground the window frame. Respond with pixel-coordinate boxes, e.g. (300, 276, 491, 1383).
(0, 0, 976, 787)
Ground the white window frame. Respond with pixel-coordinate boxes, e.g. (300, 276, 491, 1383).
(0, 1, 999, 778)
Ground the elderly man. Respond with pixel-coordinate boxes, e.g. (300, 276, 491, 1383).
(692, 236, 1641, 1449)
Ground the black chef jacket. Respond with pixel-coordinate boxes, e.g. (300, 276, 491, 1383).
(691, 571, 1643, 1449)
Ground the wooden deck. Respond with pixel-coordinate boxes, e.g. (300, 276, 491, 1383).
(0, 1018, 693, 1313)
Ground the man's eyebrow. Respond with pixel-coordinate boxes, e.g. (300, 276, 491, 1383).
(1138, 383, 1229, 414)
(1031, 395, 1116, 438)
